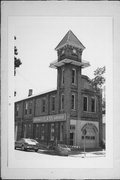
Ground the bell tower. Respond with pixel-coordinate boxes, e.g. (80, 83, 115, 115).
(50, 30, 90, 144)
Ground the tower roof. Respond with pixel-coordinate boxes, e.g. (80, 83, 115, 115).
(55, 30, 85, 51)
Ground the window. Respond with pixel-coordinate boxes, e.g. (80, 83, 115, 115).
(71, 94, 75, 110)
(25, 102, 28, 115)
(73, 49, 77, 54)
(61, 69, 64, 85)
(29, 101, 32, 114)
(16, 104, 19, 116)
(42, 98, 46, 112)
(61, 49, 65, 55)
(72, 69, 76, 84)
(83, 96, 88, 111)
(91, 97, 96, 112)
(29, 108, 32, 114)
(41, 124, 44, 140)
(50, 123, 55, 141)
(51, 96, 55, 111)
(61, 94, 64, 110)
(60, 123, 64, 141)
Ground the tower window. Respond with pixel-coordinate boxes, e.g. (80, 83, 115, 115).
(51, 96, 55, 111)
(61, 69, 64, 85)
(71, 94, 75, 110)
(73, 49, 77, 54)
(42, 98, 46, 112)
(83, 96, 88, 111)
(72, 69, 76, 84)
(61, 94, 64, 110)
(61, 49, 65, 55)
(91, 97, 96, 112)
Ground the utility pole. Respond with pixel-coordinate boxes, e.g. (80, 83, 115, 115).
(83, 129, 87, 158)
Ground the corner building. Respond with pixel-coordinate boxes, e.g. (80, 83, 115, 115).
(15, 30, 102, 149)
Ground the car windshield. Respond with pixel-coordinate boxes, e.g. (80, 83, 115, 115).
(58, 144, 68, 148)
(24, 139, 35, 143)
(31, 139, 38, 143)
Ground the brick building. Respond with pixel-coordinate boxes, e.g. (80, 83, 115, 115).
(15, 30, 102, 148)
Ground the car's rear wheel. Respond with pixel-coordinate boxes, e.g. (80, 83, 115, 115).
(35, 149, 38, 152)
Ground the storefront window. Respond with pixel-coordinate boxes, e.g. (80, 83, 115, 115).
(60, 123, 64, 141)
(50, 123, 54, 141)
(41, 124, 45, 140)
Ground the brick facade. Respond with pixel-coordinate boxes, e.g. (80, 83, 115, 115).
(15, 30, 103, 148)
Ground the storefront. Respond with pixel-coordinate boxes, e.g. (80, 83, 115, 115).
(33, 114, 66, 144)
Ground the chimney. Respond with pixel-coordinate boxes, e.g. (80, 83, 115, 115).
(28, 89, 33, 97)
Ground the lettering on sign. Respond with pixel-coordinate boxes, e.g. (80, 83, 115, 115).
(33, 113, 66, 123)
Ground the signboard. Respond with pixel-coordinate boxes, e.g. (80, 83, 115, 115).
(33, 113, 66, 123)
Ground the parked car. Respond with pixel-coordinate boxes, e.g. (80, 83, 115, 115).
(15, 138, 39, 152)
(47, 143, 71, 156)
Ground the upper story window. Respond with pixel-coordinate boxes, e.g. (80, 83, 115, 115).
(72, 69, 76, 84)
(83, 96, 88, 112)
(91, 97, 96, 112)
(25, 102, 28, 115)
(29, 101, 32, 114)
(61, 94, 64, 110)
(16, 104, 19, 116)
(42, 98, 46, 113)
(51, 96, 55, 111)
(71, 93, 75, 110)
(61, 49, 65, 55)
(61, 69, 64, 85)
(29, 108, 32, 114)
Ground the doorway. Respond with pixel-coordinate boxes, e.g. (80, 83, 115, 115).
(70, 132, 74, 145)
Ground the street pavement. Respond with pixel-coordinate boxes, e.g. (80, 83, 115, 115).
(15, 149, 106, 160)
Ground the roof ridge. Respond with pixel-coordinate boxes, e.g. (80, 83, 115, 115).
(55, 30, 85, 50)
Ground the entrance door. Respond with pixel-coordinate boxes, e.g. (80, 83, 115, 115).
(81, 127, 97, 148)
(70, 132, 74, 145)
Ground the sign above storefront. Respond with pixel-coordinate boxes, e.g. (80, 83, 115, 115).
(33, 113, 66, 123)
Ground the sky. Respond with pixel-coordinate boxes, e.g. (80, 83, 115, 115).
(10, 17, 112, 100)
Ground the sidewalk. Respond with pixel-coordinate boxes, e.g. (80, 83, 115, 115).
(70, 150, 106, 158)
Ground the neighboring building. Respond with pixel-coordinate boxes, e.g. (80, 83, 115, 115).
(15, 30, 102, 148)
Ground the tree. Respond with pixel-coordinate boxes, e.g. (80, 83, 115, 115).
(91, 66, 105, 89)
(14, 36, 22, 76)
(91, 66, 106, 115)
